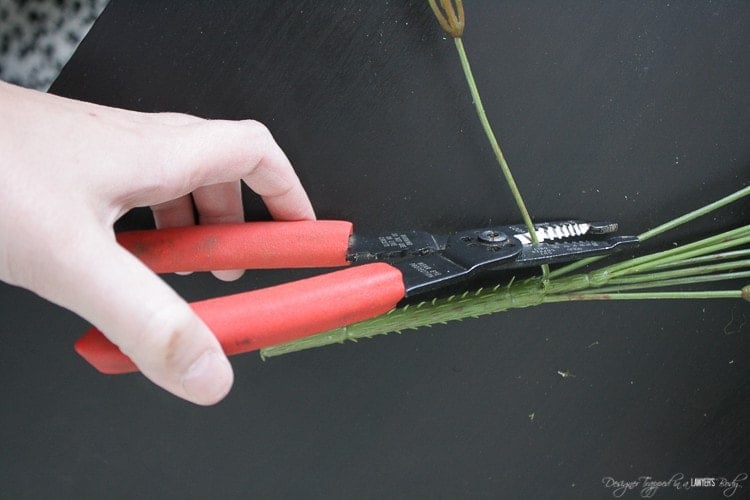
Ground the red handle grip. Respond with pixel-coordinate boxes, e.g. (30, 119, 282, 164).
(75, 262, 406, 374)
(116, 220, 353, 273)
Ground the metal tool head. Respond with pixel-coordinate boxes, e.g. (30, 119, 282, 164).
(347, 220, 638, 296)
(392, 220, 637, 296)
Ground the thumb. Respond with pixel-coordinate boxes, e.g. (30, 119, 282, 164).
(55, 232, 234, 405)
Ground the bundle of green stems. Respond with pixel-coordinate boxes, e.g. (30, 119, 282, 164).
(261, 187, 749, 358)
(259, 1, 749, 358)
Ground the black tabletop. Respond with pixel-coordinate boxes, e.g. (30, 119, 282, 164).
(2, 1, 749, 498)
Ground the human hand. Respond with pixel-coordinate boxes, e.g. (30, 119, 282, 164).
(0, 81, 315, 405)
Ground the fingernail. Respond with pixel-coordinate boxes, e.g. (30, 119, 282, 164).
(181, 351, 233, 404)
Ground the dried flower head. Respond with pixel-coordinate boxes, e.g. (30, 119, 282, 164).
(428, 0, 465, 38)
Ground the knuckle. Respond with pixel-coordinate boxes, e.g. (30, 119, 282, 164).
(205, 119, 273, 149)
(244, 119, 273, 144)
(239, 120, 278, 163)
(217, 119, 278, 178)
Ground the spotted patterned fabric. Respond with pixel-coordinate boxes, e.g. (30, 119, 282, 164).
(0, 0, 109, 90)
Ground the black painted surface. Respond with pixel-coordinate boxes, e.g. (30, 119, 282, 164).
(2, 2, 749, 498)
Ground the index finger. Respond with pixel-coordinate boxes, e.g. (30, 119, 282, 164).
(122, 118, 316, 221)
(241, 142, 318, 221)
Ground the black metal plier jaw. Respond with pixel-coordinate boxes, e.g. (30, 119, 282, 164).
(348, 220, 639, 296)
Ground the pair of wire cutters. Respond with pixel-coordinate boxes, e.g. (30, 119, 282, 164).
(75, 219, 638, 374)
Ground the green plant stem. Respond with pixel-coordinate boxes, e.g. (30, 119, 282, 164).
(454, 37, 531, 233)
(549, 185, 750, 278)
(604, 229, 750, 277)
(651, 249, 750, 270)
(453, 37, 550, 278)
(638, 185, 750, 241)
(581, 271, 750, 294)
(605, 259, 750, 286)
(543, 290, 743, 303)
(557, 228, 750, 295)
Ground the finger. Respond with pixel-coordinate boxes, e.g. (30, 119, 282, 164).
(129, 120, 316, 220)
(151, 195, 196, 229)
(192, 181, 243, 225)
(48, 231, 234, 405)
(242, 155, 317, 221)
(192, 181, 245, 281)
(150, 195, 196, 276)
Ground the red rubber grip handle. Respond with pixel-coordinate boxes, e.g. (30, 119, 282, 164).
(116, 220, 353, 273)
(75, 262, 406, 374)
